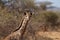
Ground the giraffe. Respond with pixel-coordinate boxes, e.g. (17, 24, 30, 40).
(3, 9, 32, 40)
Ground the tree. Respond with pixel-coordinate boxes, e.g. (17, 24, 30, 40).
(2, 0, 35, 9)
(1, 0, 36, 13)
(0, 0, 4, 8)
(22, 0, 36, 9)
(39, 1, 52, 10)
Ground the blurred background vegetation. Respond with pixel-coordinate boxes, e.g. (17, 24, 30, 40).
(0, 0, 60, 40)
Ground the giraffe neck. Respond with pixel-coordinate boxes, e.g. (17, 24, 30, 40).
(17, 14, 30, 35)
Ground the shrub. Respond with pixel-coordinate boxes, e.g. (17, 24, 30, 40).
(43, 11, 58, 26)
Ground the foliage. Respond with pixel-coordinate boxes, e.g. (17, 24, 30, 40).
(1, 0, 36, 13)
(40, 4, 46, 10)
(23, 0, 35, 9)
(0, 0, 4, 8)
(44, 12, 58, 26)
(39, 1, 52, 10)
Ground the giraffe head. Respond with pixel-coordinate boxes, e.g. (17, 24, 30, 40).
(24, 9, 34, 16)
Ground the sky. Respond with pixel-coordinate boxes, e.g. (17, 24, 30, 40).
(36, 0, 60, 8)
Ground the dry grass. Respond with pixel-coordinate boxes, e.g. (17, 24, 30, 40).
(37, 32, 60, 40)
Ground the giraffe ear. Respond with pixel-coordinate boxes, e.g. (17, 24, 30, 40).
(30, 12, 32, 15)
